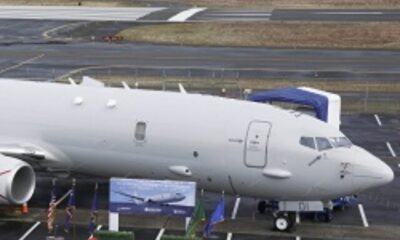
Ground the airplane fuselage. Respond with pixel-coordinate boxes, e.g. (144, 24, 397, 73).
(0, 80, 393, 201)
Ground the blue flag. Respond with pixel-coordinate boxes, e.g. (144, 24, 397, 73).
(203, 198, 225, 238)
(88, 183, 99, 236)
(64, 188, 76, 233)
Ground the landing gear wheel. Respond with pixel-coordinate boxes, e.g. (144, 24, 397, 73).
(257, 200, 267, 214)
(273, 213, 294, 232)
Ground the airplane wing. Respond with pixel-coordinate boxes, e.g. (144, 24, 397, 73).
(114, 191, 146, 202)
(0, 144, 47, 161)
(0, 141, 69, 174)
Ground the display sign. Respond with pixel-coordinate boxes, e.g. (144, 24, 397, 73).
(109, 178, 196, 217)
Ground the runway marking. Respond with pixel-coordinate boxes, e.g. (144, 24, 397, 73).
(314, 12, 383, 15)
(168, 8, 207, 22)
(42, 22, 88, 40)
(19, 221, 40, 240)
(374, 114, 382, 127)
(295, 212, 301, 240)
(226, 197, 241, 240)
(0, 54, 45, 75)
(96, 225, 103, 231)
(0, 6, 165, 22)
(155, 228, 166, 240)
(386, 142, 397, 157)
(358, 204, 369, 227)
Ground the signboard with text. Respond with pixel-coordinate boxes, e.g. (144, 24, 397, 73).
(109, 178, 196, 217)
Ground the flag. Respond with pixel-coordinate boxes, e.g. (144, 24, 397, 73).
(185, 198, 206, 237)
(203, 198, 225, 238)
(47, 182, 57, 234)
(88, 183, 99, 237)
(64, 188, 76, 233)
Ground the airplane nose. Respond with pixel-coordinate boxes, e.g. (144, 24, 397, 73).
(353, 152, 394, 189)
(377, 160, 394, 185)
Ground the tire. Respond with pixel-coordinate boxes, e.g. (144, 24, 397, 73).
(274, 214, 291, 232)
(257, 200, 267, 214)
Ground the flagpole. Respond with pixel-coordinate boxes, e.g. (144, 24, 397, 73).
(52, 178, 56, 238)
(53, 178, 56, 238)
(89, 182, 99, 239)
(72, 179, 76, 240)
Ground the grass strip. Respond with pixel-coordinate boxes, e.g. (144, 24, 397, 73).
(118, 22, 400, 49)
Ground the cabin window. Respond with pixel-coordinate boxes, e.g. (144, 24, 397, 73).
(300, 137, 316, 150)
(316, 137, 333, 151)
(135, 122, 146, 141)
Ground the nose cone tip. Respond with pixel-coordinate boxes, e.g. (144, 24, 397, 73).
(382, 164, 394, 184)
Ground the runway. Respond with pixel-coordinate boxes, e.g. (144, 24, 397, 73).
(1, 6, 400, 22)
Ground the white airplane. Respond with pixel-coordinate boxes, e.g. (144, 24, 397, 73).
(0, 79, 393, 231)
(114, 191, 186, 205)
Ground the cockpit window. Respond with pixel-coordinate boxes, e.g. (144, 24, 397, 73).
(329, 137, 352, 148)
(316, 137, 333, 151)
(300, 137, 316, 150)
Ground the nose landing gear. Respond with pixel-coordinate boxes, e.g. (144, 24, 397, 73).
(257, 200, 267, 214)
(273, 212, 296, 232)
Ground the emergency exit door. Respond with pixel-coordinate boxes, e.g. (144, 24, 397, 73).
(244, 121, 271, 168)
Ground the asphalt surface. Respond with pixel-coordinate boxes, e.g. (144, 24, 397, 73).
(270, 9, 400, 22)
(2, 6, 400, 22)
(2, 41, 400, 82)
(0, 12, 399, 240)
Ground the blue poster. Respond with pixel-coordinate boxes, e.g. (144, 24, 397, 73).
(109, 178, 196, 217)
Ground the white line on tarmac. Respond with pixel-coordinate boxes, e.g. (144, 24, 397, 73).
(168, 8, 207, 22)
(314, 12, 383, 15)
(295, 212, 301, 240)
(155, 228, 166, 240)
(387, 142, 397, 157)
(231, 197, 241, 219)
(374, 114, 382, 127)
(0, 6, 165, 21)
(358, 204, 369, 227)
(0, 54, 45, 75)
(19, 221, 41, 240)
(226, 197, 241, 240)
(42, 22, 87, 40)
(96, 225, 103, 231)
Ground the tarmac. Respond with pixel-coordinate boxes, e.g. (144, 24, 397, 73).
(0, 9, 399, 240)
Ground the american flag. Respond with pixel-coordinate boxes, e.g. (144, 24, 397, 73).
(88, 183, 98, 236)
(64, 188, 76, 233)
(47, 182, 57, 234)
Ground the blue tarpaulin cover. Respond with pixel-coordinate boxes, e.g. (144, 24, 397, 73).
(248, 87, 329, 122)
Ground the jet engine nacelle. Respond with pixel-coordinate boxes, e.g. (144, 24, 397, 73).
(0, 155, 35, 205)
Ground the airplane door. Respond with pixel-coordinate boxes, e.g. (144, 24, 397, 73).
(244, 121, 271, 168)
